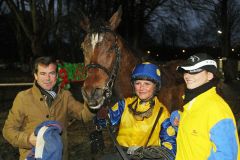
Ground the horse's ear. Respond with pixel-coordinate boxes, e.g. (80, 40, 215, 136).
(80, 15, 90, 32)
(109, 6, 122, 30)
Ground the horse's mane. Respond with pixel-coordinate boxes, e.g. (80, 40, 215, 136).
(89, 18, 111, 33)
(160, 60, 185, 87)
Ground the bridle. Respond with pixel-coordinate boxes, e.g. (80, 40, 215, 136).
(84, 28, 121, 102)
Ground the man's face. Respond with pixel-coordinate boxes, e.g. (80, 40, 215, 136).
(34, 63, 57, 90)
(183, 70, 213, 89)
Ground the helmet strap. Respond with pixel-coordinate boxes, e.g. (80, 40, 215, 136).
(128, 97, 155, 121)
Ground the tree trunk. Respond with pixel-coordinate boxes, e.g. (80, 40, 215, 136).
(220, 0, 237, 82)
(221, 0, 231, 58)
(31, 36, 44, 57)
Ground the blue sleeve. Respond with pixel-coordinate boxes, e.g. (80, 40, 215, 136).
(108, 99, 125, 126)
(208, 119, 238, 160)
(160, 118, 177, 155)
(94, 100, 125, 128)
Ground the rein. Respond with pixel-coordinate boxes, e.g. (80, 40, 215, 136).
(86, 29, 121, 100)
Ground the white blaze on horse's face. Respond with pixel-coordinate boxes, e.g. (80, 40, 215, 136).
(91, 33, 103, 51)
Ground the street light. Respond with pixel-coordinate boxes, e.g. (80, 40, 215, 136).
(217, 30, 223, 58)
(217, 30, 222, 34)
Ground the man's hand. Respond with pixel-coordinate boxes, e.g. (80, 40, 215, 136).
(29, 132, 37, 146)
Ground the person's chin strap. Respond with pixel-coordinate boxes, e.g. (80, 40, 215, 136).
(128, 97, 155, 120)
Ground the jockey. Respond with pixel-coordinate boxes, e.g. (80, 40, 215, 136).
(97, 62, 177, 160)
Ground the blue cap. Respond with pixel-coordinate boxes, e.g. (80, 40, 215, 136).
(131, 62, 161, 85)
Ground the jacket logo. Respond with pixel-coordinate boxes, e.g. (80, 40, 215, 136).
(191, 129, 198, 136)
(189, 55, 200, 62)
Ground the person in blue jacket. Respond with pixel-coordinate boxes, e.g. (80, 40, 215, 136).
(176, 53, 240, 160)
(97, 62, 177, 160)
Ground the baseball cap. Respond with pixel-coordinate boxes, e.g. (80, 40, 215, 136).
(177, 53, 219, 76)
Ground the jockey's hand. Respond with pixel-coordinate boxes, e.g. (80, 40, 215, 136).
(97, 106, 108, 119)
(29, 132, 37, 146)
(94, 116, 107, 128)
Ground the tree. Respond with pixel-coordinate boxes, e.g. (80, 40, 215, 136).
(186, 0, 240, 57)
(4, 0, 62, 57)
(186, 0, 240, 82)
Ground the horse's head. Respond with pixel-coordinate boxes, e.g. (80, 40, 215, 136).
(80, 7, 126, 109)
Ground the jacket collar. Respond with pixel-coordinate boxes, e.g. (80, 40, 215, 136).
(183, 80, 217, 104)
(183, 87, 216, 111)
(32, 82, 62, 107)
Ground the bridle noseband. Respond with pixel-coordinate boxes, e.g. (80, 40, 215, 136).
(85, 29, 121, 102)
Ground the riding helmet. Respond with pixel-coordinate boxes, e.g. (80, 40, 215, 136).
(131, 62, 161, 88)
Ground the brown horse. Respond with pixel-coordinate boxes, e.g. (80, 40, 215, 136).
(80, 7, 185, 112)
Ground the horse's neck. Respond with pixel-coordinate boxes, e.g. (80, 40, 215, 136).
(114, 40, 141, 99)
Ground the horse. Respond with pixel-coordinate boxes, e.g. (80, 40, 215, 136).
(80, 6, 185, 112)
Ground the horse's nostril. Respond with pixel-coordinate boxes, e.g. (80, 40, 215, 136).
(93, 88, 104, 99)
(81, 87, 104, 101)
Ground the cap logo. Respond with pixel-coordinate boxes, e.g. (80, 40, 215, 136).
(156, 69, 161, 76)
(189, 55, 200, 62)
(143, 62, 150, 64)
(180, 60, 217, 71)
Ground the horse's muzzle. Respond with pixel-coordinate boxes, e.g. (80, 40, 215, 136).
(81, 87, 105, 109)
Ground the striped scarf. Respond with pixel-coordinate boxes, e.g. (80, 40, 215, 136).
(36, 82, 58, 107)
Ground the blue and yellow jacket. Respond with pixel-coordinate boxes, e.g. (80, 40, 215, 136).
(108, 96, 177, 154)
(176, 87, 240, 160)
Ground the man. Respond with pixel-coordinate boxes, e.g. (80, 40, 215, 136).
(176, 53, 240, 160)
(3, 57, 95, 160)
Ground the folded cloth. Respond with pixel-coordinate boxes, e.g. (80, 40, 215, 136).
(26, 120, 63, 160)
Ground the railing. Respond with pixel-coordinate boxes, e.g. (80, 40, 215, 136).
(0, 83, 33, 86)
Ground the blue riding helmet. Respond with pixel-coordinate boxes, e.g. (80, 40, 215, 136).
(131, 62, 161, 87)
